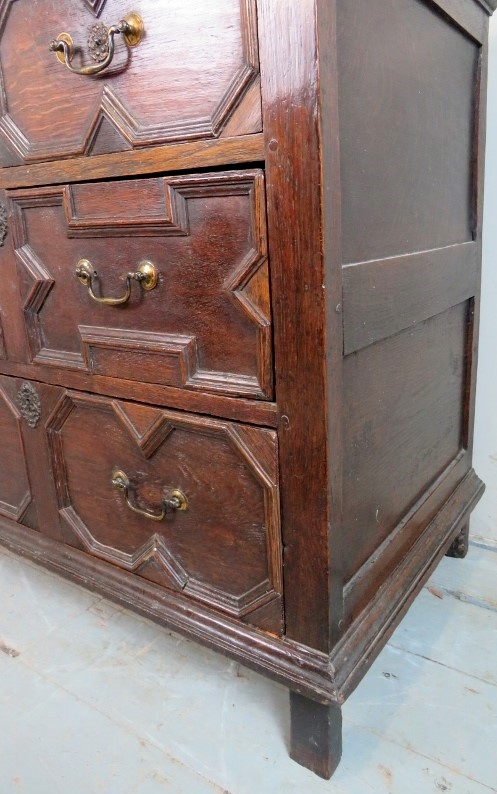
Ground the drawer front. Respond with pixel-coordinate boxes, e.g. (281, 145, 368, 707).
(9, 170, 272, 399)
(0, 376, 37, 528)
(0, 0, 261, 166)
(46, 391, 283, 633)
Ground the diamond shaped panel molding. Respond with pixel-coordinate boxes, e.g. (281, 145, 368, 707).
(0, 0, 260, 165)
(46, 391, 283, 629)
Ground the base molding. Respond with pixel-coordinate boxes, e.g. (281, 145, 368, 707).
(0, 468, 483, 707)
(331, 468, 484, 701)
(0, 514, 335, 703)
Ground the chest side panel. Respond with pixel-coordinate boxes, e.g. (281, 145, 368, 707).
(337, 0, 484, 626)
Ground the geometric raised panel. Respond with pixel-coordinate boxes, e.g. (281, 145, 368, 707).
(9, 171, 273, 399)
(46, 392, 283, 631)
(0, 383, 32, 521)
(0, 0, 261, 166)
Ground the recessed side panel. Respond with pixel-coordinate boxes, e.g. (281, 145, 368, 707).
(342, 302, 469, 602)
(337, 0, 478, 263)
(337, 0, 484, 629)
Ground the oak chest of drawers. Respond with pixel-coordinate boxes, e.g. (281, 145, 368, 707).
(0, 0, 495, 778)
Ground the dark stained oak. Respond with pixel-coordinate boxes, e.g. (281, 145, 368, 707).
(9, 171, 273, 400)
(290, 693, 342, 780)
(0, 0, 494, 780)
(337, 0, 479, 265)
(0, 134, 265, 190)
(0, 376, 34, 525)
(342, 303, 469, 585)
(0, 0, 261, 164)
(0, 512, 337, 703)
(46, 390, 283, 633)
(333, 469, 485, 701)
(0, 360, 278, 428)
(258, 0, 345, 656)
(430, 0, 487, 40)
(343, 450, 471, 626)
(342, 242, 478, 355)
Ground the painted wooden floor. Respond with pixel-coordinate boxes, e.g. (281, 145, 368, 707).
(0, 542, 495, 794)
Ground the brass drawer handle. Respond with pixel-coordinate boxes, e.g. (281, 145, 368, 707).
(112, 469, 188, 522)
(49, 12, 144, 76)
(75, 259, 158, 306)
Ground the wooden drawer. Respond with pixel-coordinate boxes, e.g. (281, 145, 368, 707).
(9, 170, 272, 399)
(46, 390, 283, 633)
(0, 0, 261, 167)
(0, 376, 37, 529)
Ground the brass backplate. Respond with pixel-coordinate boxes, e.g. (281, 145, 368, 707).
(54, 32, 74, 63)
(75, 259, 94, 286)
(123, 12, 144, 47)
(170, 489, 188, 512)
(137, 260, 158, 291)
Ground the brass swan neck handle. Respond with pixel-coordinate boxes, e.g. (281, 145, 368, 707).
(49, 13, 144, 76)
(75, 259, 158, 306)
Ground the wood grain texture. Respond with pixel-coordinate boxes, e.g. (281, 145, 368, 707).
(342, 303, 469, 583)
(463, 32, 489, 464)
(337, 0, 478, 265)
(46, 390, 283, 632)
(0, 514, 338, 704)
(0, 376, 73, 540)
(258, 0, 344, 652)
(290, 693, 342, 780)
(0, 189, 28, 362)
(0, 134, 265, 191)
(342, 242, 478, 354)
(0, 0, 493, 780)
(343, 450, 470, 627)
(332, 468, 484, 701)
(9, 171, 273, 400)
(0, 360, 278, 428)
(0, 378, 32, 523)
(0, 464, 484, 708)
(0, 0, 261, 164)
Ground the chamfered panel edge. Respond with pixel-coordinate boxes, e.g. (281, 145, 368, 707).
(475, 0, 497, 14)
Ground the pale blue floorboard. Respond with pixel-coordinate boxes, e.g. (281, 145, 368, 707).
(390, 586, 497, 686)
(428, 545, 497, 610)
(0, 551, 100, 651)
(346, 645, 497, 790)
(0, 544, 496, 793)
(0, 654, 223, 794)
